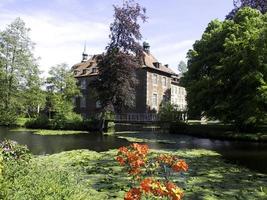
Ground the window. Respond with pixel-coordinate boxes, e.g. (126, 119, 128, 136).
(162, 77, 167, 87)
(162, 95, 168, 102)
(96, 100, 101, 108)
(80, 96, 86, 108)
(153, 74, 157, 85)
(81, 79, 87, 89)
(92, 68, 97, 73)
(175, 87, 177, 94)
(152, 93, 157, 107)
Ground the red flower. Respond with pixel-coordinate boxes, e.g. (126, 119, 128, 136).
(124, 188, 142, 200)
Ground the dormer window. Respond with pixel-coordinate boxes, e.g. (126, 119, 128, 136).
(92, 68, 97, 73)
(82, 69, 87, 74)
(74, 70, 79, 75)
(153, 62, 160, 68)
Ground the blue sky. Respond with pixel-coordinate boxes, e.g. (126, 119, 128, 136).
(0, 0, 233, 75)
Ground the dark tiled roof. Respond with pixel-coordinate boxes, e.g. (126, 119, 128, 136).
(72, 52, 175, 78)
(142, 51, 175, 75)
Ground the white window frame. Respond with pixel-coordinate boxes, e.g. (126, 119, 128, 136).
(81, 79, 87, 89)
(80, 96, 86, 108)
(162, 77, 167, 87)
(152, 93, 158, 107)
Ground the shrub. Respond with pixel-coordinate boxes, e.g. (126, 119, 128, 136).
(0, 140, 31, 162)
(0, 109, 17, 126)
(25, 114, 50, 129)
(158, 102, 186, 122)
(0, 160, 91, 200)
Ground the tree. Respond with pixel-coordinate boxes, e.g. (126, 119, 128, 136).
(178, 60, 187, 75)
(93, 0, 147, 113)
(182, 7, 267, 129)
(227, 0, 267, 19)
(0, 18, 44, 123)
(46, 63, 80, 119)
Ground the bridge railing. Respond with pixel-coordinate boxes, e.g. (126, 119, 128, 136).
(114, 113, 159, 122)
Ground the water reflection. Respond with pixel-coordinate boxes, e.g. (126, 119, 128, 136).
(0, 127, 130, 154)
(0, 126, 267, 173)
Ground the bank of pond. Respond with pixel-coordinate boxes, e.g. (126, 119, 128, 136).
(0, 126, 267, 199)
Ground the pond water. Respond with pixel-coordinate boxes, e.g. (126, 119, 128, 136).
(0, 126, 267, 174)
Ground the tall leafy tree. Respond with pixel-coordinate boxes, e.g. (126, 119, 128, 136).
(182, 7, 267, 129)
(0, 18, 44, 123)
(94, 0, 147, 113)
(178, 60, 187, 75)
(46, 63, 80, 119)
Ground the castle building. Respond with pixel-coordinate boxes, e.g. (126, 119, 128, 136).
(72, 43, 187, 117)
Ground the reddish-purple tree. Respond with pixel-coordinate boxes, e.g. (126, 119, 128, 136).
(227, 0, 267, 19)
(94, 0, 147, 113)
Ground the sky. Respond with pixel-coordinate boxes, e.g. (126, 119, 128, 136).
(0, 0, 234, 75)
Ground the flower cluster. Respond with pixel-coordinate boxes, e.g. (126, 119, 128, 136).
(116, 143, 188, 200)
(116, 143, 149, 175)
(140, 178, 184, 200)
(157, 154, 188, 172)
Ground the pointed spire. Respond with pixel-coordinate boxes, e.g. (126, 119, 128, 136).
(82, 41, 88, 62)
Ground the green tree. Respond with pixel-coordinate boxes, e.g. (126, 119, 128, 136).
(178, 60, 187, 75)
(0, 18, 44, 124)
(46, 63, 80, 120)
(93, 0, 147, 113)
(182, 7, 267, 129)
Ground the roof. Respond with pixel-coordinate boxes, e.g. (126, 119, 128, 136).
(72, 51, 175, 78)
(142, 51, 175, 75)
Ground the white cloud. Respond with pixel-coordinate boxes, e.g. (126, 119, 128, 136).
(0, 5, 195, 76)
(150, 40, 195, 73)
(0, 10, 109, 76)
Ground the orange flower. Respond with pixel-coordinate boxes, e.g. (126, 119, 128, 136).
(165, 181, 184, 200)
(165, 181, 176, 191)
(116, 156, 125, 166)
(131, 143, 149, 157)
(140, 178, 153, 193)
(151, 181, 166, 197)
(171, 160, 188, 172)
(118, 146, 128, 154)
(157, 154, 176, 165)
(124, 188, 142, 200)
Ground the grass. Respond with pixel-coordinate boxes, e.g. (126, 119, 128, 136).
(170, 123, 267, 142)
(15, 117, 30, 127)
(9, 127, 88, 135)
(1, 148, 267, 200)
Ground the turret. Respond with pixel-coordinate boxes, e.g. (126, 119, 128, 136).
(82, 42, 88, 62)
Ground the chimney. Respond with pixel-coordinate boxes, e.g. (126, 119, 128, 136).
(143, 41, 150, 53)
(165, 64, 169, 68)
